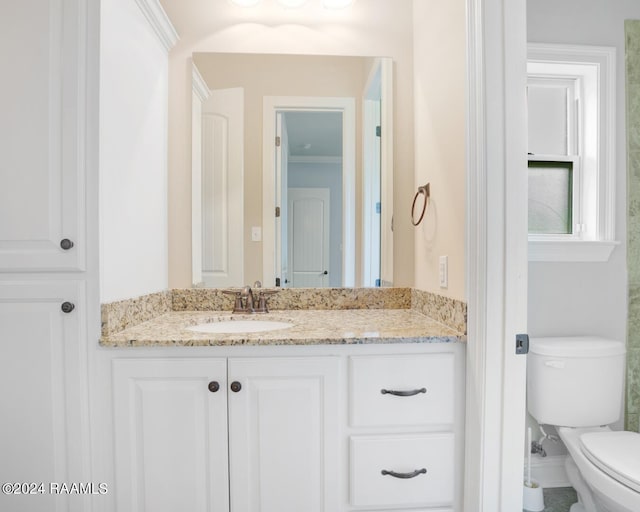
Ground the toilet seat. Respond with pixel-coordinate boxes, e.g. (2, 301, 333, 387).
(580, 431, 640, 493)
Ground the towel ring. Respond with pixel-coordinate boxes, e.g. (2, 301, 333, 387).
(411, 183, 430, 226)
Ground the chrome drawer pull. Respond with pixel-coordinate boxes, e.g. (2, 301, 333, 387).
(381, 468, 427, 479)
(380, 387, 426, 397)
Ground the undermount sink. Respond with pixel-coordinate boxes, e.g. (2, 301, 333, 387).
(186, 319, 294, 334)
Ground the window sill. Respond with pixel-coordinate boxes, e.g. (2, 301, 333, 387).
(528, 240, 620, 262)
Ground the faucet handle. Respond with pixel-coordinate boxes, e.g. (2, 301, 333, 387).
(222, 289, 246, 314)
(255, 289, 278, 313)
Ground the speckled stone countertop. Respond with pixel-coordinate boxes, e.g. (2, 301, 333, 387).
(99, 309, 465, 347)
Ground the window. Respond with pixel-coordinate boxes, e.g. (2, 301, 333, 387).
(527, 44, 618, 261)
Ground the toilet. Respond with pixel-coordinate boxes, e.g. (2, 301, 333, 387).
(527, 336, 640, 512)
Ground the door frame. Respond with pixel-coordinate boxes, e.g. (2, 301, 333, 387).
(464, 0, 528, 511)
(362, 57, 394, 287)
(263, 96, 356, 287)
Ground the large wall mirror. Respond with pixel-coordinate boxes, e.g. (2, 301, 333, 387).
(191, 53, 394, 289)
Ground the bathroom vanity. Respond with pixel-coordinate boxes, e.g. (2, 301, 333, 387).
(97, 290, 466, 512)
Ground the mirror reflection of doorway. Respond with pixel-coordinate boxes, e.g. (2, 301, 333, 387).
(277, 111, 343, 288)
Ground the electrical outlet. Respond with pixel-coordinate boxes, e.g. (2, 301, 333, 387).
(439, 255, 448, 288)
(251, 226, 262, 242)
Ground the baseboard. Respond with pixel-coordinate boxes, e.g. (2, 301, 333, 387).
(524, 454, 571, 488)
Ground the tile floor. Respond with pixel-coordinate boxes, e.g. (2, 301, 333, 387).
(524, 487, 577, 512)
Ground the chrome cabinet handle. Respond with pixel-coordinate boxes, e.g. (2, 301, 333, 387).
(380, 387, 426, 396)
(381, 468, 427, 479)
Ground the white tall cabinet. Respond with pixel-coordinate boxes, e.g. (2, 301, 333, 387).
(0, 1, 99, 511)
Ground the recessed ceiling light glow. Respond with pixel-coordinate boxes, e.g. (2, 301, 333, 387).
(322, 0, 354, 8)
(230, 0, 262, 6)
(277, 0, 309, 7)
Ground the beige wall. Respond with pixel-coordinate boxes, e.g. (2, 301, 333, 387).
(163, 0, 415, 288)
(412, 0, 466, 300)
(193, 53, 369, 283)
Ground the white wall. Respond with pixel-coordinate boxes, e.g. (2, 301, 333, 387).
(99, 0, 170, 302)
(527, 0, 634, 341)
(412, 0, 467, 301)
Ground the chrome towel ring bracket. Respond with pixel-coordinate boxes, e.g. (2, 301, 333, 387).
(411, 183, 431, 226)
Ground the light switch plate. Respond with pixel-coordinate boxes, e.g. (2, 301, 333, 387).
(251, 226, 262, 242)
(439, 255, 448, 288)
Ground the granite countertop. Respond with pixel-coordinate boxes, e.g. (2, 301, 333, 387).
(99, 309, 465, 347)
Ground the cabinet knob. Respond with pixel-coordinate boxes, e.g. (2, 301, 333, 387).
(230, 381, 242, 393)
(60, 239, 74, 250)
(208, 381, 220, 393)
(61, 302, 75, 313)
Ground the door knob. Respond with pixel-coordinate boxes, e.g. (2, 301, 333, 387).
(230, 381, 242, 393)
(61, 302, 75, 313)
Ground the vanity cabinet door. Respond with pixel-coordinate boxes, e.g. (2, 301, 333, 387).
(0, 0, 88, 272)
(112, 358, 229, 512)
(227, 357, 341, 512)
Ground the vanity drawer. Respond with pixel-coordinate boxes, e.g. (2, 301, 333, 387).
(350, 433, 455, 509)
(349, 354, 455, 427)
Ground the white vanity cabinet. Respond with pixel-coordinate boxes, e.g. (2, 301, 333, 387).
(112, 356, 341, 512)
(108, 343, 464, 512)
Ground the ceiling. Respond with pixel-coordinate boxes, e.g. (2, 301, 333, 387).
(283, 111, 343, 158)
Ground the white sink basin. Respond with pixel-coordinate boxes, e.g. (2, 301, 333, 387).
(187, 319, 294, 334)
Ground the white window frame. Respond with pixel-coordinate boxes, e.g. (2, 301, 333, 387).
(527, 43, 619, 262)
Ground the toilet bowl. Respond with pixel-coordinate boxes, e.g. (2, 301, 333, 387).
(558, 426, 640, 512)
(527, 337, 640, 512)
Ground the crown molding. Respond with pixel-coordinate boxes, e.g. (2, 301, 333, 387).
(192, 64, 210, 102)
(134, 0, 179, 52)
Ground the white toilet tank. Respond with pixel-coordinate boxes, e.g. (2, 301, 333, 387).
(527, 336, 626, 427)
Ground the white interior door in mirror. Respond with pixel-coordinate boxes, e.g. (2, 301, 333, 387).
(287, 188, 330, 288)
(200, 88, 244, 287)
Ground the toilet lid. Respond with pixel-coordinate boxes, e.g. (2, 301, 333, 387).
(580, 431, 640, 493)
